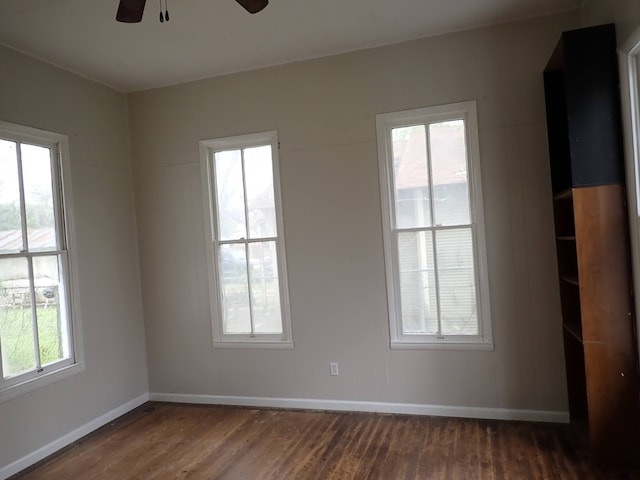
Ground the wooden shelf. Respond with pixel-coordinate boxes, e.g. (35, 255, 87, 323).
(563, 322, 583, 343)
(560, 274, 579, 286)
(556, 236, 576, 241)
(554, 189, 573, 201)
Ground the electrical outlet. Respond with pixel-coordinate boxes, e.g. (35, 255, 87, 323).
(329, 362, 339, 376)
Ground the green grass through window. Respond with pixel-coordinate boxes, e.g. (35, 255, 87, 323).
(0, 305, 64, 377)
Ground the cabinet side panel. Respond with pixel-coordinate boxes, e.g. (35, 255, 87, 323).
(563, 24, 624, 187)
(582, 342, 640, 465)
(573, 186, 635, 344)
(574, 184, 640, 465)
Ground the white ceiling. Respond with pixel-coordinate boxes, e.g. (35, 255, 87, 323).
(0, 0, 580, 92)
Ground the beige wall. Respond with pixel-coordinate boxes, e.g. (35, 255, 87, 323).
(129, 12, 576, 412)
(0, 46, 148, 468)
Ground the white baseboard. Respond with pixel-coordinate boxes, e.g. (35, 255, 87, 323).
(0, 393, 149, 480)
(149, 392, 570, 424)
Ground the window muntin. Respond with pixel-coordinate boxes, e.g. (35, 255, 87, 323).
(201, 131, 292, 347)
(377, 102, 492, 349)
(0, 122, 80, 396)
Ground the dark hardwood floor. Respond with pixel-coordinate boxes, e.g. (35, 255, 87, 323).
(11, 402, 640, 479)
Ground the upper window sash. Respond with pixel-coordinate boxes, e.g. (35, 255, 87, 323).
(0, 139, 66, 256)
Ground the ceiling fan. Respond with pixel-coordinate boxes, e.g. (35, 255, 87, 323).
(116, 0, 268, 22)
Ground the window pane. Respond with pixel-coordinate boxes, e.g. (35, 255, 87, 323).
(218, 244, 251, 333)
(249, 241, 282, 334)
(244, 146, 277, 239)
(215, 150, 246, 241)
(392, 125, 431, 229)
(430, 120, 471, 226)
(436, 228, 478, 335)
(0, 139, 23, 254)
(398, 231, 438, 334)
(21, 144, 57, 251)
(33, 255, 70, 366)
(0, 257, 36, 378)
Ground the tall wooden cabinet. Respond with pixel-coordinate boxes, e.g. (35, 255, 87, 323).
(543, 24, 640, 465)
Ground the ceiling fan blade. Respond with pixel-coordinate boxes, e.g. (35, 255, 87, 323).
(235, 0, 268, 14)
(116, 0, 147, 22)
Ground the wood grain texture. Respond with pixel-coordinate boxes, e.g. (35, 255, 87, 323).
(11, 402, 640, 480)
(572, 185, 640, 465)
(573, 185, 634, 345)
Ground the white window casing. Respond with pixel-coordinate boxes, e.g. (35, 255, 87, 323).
(376, 101, 493, 350)
(0, 120, 84, 401)
(200, 131, 293, 348)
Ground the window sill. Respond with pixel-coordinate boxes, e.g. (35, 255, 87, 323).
(390, 340, 494, 351)
(0, 361, 85, 403)
(213, 340, 294, 349)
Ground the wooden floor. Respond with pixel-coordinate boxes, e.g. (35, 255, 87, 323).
(12, 402, 640, 479)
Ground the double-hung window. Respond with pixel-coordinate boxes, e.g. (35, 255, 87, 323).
(376, 101, 492, 349)
(200, 131, 292, 348)
(0, 121, 81, 399)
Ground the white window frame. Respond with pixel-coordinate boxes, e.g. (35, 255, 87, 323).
(0, 120, 84, 402)
(376, 101, 493, 350)
(619, 29, 640, 360)
(200, 131, 293, 348)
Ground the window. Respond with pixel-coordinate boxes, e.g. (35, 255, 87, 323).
(376, 101, 492, 349)
(200, 131, 292, 347)
(0, 121, 82, 399)
(621, 28, 640, 358)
